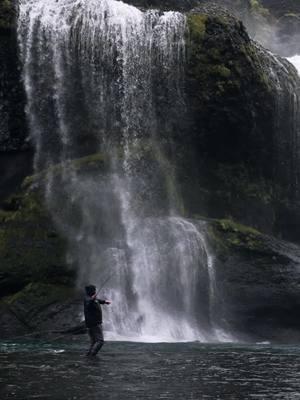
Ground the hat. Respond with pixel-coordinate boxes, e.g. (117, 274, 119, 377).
(85, 285, 96, 296)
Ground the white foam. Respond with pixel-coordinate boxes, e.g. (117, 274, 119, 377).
(287, 55, 300, 75)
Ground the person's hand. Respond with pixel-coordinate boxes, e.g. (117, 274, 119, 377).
(105, 300, 111, 305)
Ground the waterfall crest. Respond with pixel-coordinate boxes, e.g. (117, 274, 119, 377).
(18, 0, 223, 341)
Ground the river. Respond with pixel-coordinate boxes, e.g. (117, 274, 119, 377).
(1, 338, 300, 399)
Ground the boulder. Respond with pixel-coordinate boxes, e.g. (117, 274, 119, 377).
(206, 218, 300, 342)
(0, 153, 108, 338)
(0, 283, 83, 339)
(176, 7, 300, 243)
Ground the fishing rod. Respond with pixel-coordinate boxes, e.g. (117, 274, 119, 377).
(95, 270, 116, 298)
(5, 271, 116, 342)
(48, 273, 117, 342)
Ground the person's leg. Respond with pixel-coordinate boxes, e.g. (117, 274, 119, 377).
(90, 324, 104, 356)
(86, 328, 96, 356)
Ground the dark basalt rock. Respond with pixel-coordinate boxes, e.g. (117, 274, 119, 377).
(0, 0, 29, 153)
(0, 0, 15, 31)
(206, 218, 300, 342)
(2, 213, 300, 343)
(0, 187, 74, 298)
(176, 6, 300, 244)
(0, 283, 83, 339)
(260, 0, 300, 18)
(0, 1, 300, 341)
(0, 152, 108, 299)
(122, 0, 199, 11)
(0, 153, 108, 339)
(0, 1, 33, 206)
(0, 150, 34, 207)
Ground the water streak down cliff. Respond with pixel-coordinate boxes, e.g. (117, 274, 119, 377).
(17, 0, 229, 341)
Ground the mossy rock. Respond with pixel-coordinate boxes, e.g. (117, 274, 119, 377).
(205, 215, 298, 270)
(207, 218, 266, 256)
(23, 152, 108, 189)
(0, 187, 73, 296)
(0, 152, 108, 298)
(0, 0, 15, 32)
(185, 9, 275, 170)
(249, 0, 270, 18)
(0, 282, 82, 337)
(178, 7, 300, 243)
(202, 215, 300, 341)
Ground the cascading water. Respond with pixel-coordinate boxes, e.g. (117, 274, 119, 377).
(18, 0, 223, 341)
(258, 47, 300, 200)
(288, 55, 300, 75)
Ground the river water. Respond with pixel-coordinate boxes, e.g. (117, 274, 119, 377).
(1, 339, 300, 399)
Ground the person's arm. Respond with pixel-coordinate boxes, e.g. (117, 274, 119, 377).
(91, 294, 111, 304)
(98, 299, 111, 305)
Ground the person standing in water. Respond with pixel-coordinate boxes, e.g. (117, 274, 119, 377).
(84, 284, 111, 356)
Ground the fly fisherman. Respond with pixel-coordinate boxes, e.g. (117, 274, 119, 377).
(84, 284, 111, 357)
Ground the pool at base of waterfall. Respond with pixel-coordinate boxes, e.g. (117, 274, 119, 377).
(1, 339, 300, 399)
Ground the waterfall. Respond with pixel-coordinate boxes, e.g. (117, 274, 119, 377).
(258, 47, 300, 201)
(18, 0, 223, 341)
(288, 55, 300, 75)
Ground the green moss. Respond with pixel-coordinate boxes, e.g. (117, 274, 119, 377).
(208, 218, 265, 256)
(186, 13, 270, 101)
(0, 152, 115, 297)
(217, 218, 260, 236)
(0, 185, 74, 297)
(0, 0, 14, 31)
(186, 12, 273, 99)
(70, 152, 106, 170)
(23, 152, 107, 189)
(250, 0, 270, 17)
(187, 14, 208, 42)
(210, 65, 231, 78)
(283, 13, 300, 18)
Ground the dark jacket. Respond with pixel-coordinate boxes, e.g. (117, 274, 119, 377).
(84, 295, 106, 328)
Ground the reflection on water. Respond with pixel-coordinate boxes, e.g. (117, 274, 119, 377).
(1, 339, 300, 399)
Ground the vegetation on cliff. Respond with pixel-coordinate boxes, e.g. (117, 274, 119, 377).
(204, 216, 300, 341)
(0, 1, 300, 340)
(178, 8, 300, 243)
(0, 153, 108, 337)
(0, 152, 108, 300)
(0, 186, 72, 297)
(0, 0, 14, 31)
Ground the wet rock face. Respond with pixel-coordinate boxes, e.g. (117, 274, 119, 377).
(0, 154, 108, 339)
(0, 0, 32, 210)
(0, 0, 15, 31)
(124, 0, 250, 14)
(176, 8, 300, 243)
(260, 0, 300, 18)
(0, 182, 75, 298)
(245, 0, 300, 56)
(185, 11, 266, 167)
(0, 151, 33, 205)
(207, 219, 300, 342)
(0, 0, 28, 152)
(122, 0, 199, 11)
(0, 185, 80, 337)
(0, 283, 83, 339)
